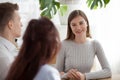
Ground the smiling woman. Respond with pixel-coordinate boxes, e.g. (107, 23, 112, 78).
(56, 10, 112, 80)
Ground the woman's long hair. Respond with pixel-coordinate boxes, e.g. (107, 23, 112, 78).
(6, 17, 61, 80)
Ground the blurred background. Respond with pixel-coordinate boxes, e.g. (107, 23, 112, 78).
(0, 0, 120, 76)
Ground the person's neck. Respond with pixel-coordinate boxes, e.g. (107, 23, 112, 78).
(74, 36, 87, 44)
(48, 55, 56, 65)
(0, 32, 16, 46)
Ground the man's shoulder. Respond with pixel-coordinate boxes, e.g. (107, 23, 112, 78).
(0, 43, 9, 57)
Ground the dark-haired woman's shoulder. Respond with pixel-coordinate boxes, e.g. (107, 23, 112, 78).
(34, 64, 60, 80)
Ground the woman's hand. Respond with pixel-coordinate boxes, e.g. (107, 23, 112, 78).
(60, 72, 65, 75)
(76, 72, 86, 80)
(66, 69, 81, 80)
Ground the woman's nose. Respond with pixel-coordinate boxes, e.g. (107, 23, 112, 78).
(76, 25, 81, 29)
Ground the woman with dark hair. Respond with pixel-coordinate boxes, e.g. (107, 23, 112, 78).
(6, 17, 61, 80)
(56, 10, 111, 80)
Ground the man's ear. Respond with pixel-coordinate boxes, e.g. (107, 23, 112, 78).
(8, 20, 13, 29)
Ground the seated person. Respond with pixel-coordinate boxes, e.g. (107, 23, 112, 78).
(6, 17, 61, 80)
(0, 2, 22, 79)
(56, 10, 112, 80)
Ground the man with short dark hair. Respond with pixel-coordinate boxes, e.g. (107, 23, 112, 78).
(0, 2, 22, 79)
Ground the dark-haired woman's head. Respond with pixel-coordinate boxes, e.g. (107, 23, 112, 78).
(66, 10, 91, 40)
(23, 17, 61, 64)
(6, 17, 61, 80)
